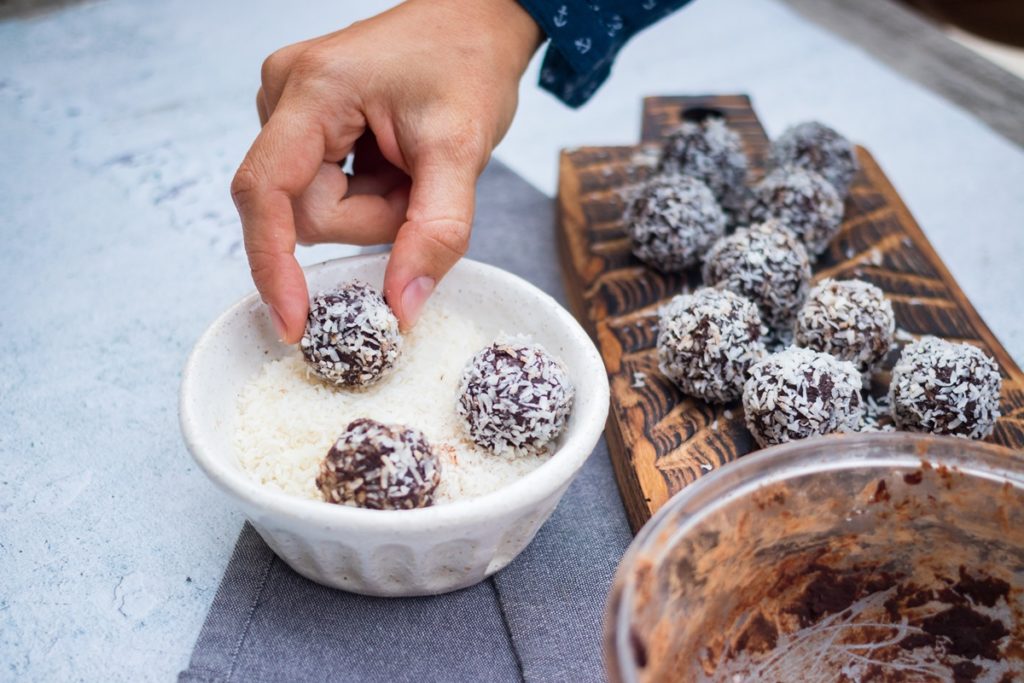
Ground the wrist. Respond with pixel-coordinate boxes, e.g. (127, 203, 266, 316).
(414, 0, 543, 76)
(490, 0, 545, 73)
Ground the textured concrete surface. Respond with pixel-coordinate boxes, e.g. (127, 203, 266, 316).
(1, 0, 1021, 681)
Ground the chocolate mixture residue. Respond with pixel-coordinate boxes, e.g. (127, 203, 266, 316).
(903, 470, 924, 485)
(734, 613, 778, 654)
(787, 564, 899, 628)
(728, 563, 1016, 681)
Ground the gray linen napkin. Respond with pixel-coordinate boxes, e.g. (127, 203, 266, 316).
(179, 160, 634, 683)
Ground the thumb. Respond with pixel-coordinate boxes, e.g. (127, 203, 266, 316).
(383, 156, 479, 330)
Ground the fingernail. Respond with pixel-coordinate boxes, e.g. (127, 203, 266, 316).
(401, 276, 435, 329)
(269, 306, 288, 342)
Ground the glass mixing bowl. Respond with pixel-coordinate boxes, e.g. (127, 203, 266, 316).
(606, 433, 1024, 682)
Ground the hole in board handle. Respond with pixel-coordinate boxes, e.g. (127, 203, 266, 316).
(681, 106, 725, 124)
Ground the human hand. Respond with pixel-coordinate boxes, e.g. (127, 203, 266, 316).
(232, 0, 542, 342)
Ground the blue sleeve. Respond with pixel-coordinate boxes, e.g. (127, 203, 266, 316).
(515, 0, 695, 107)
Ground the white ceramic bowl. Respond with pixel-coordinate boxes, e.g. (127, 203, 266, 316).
(180, 254, 609, 597)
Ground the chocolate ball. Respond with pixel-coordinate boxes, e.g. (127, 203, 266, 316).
(771, 121, 858, 198)
(890, 336, 1002, 440)
(627, 174, 726, 272)
(300, 281, 401, 387)
(701, 220, 812, 331)
(657, 288, 766, 403)
(795, 278, 895, 375)
(316, 419, 440, 510)
(747, 165, 844, 257)
(457, 340, 575, 455)
(743, 346, 864, 448)
(658, 117, 749, 217)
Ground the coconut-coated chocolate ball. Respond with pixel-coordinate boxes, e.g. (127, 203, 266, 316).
(747, 165, 844, 257)
(771, 121, 858, 198)
(657, 288, 766, 403)
(889, 336, 1002, 440)
(743, 346, 863, 448)
(795, 278, 895, 375)
(300, 281, 401, 387)
(658, 117, 749, 217)
(627, 174, 726, 272)
(316, 419, 440, 510)
(701, 220, 812, 331)
(456, 339, 575, 455)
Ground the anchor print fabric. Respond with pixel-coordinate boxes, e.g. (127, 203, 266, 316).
(515, 0, 694, 107)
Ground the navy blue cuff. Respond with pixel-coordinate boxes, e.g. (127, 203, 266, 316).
(516, 0, 694, 108)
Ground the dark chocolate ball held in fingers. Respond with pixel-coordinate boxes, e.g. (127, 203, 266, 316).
(300, 281, 402, 387)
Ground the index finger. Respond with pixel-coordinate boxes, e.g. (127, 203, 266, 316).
(231, 109, 327, 343)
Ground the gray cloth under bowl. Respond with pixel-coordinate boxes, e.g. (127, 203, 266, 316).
(178, 161, 634, 683)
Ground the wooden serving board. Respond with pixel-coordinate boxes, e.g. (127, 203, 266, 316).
(556, 94, 1024, 533)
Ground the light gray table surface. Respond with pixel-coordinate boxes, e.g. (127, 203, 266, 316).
(1, 0, 1022, 681)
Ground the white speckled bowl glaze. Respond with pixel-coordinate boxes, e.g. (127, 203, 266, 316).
(180, 254, 610, 596)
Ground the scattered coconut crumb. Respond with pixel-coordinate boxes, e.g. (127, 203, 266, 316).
(858, 392, 896, 433)
(631, 145, 662, 167)
(894, 327, 917, 343)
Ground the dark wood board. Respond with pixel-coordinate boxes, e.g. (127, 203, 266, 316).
(556, 94, 1024, 533)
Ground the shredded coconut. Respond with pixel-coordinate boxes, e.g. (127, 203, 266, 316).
(743, 346, 864, 447)
(795, 278, 895, 375)
(659, 117, 749, 217)
(889, 336, 1002, 439)
(456, 337, 575, 457)
(234, 304, 549, 505)
(299, 281, 401, 387)
(657, 287, 766, 403)
(747, 165, 844, 257)
(858, 392, 896, 433)
(625, 173, 726, 272)
(702, 220, 812, 331)
(770, 121, 858, 197)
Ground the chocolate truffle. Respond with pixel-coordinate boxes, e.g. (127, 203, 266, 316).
(771, 121, 858, 197)
(457, 339, 575, 455)
(746, 165, 844, 257)
(657, 288, 766, 403)
(316, 418, 440, 510)
(658, 117, 748, 216)
(743, 346, 863, 448)
(626, 174, 726, 272)
(795, 278, 895, 375)
(701, 220, 812, 331)
(889, 336, 1002, 439)
(300, 281, 401, 387)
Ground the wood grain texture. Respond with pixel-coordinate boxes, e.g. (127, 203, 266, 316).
(557, 94, 1024, 533)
